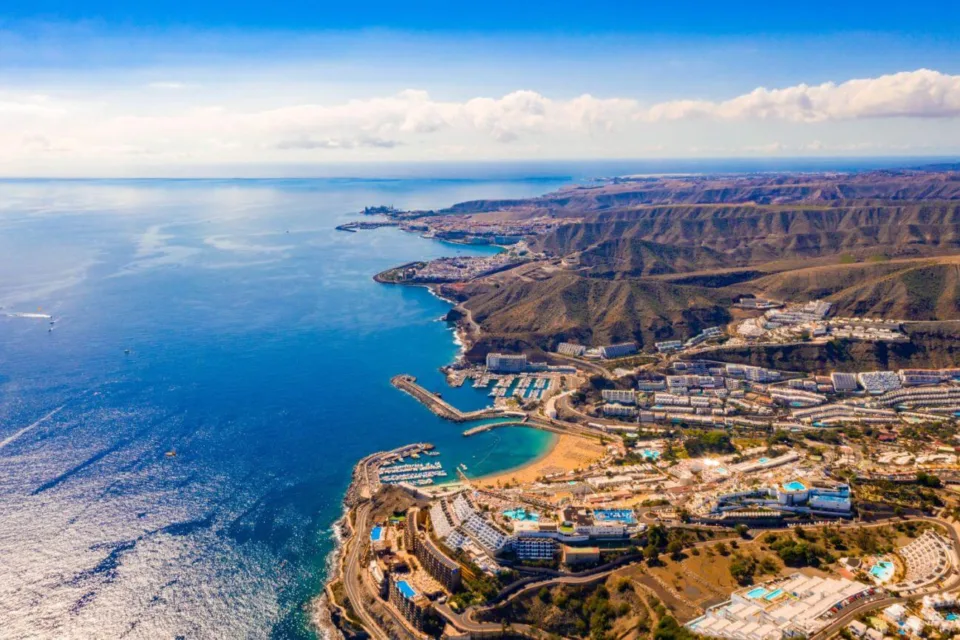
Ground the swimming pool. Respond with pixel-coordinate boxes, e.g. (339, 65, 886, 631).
(594, 508, 637, 524)
(870, 560, 895, 582)
(370, 526, 383, 542)
(641, 449, 661, 461)
(764, 589, 785, 601)
(746, 587, 769, 599)
(397, 580, 417, 599)
(758, 457, 770, 464)
(783, 481, 807, 492)
(503, 508, 539, 521)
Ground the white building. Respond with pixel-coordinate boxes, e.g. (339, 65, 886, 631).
(486, 353, 528, 373)
(655, 340, 683, 353)
(857, 371, 902, 394)
(831, 372, 859, 392)
(599, 342, 638, 359)
(602, 403, 637, 417)
(687, 573, 874, 639)
(556, 342, 586, 357)
(601, 389, 637, 405)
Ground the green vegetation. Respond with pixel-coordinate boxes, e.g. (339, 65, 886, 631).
(653, 615, 697, 640)
(683, 430, 735, 457)
(729, 554, 758, 586)
(766, 533, 835, 568)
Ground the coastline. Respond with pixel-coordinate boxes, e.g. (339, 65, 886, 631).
(310, 235, 544, 638)
(471, 431, 606, 488)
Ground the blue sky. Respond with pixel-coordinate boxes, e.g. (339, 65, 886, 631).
(1, 1, 959, 175)
(9, 0, 959, 35)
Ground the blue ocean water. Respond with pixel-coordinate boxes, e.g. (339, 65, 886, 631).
(0, 178, 563, 639)
(0, 157, 930, 637)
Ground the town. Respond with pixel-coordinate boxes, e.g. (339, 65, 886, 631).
(326, 302, 960, 640)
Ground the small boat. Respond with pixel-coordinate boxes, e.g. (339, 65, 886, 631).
(434, 391, 443, 398)
(165, 450, 177, 458)
(124, 349, 131, 355)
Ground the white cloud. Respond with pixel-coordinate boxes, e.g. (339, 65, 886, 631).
(146, 82, 190, 90)
(0, 69, 958, 173)
(645, 69, 960, 122)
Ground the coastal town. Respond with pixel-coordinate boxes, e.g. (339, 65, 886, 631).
(326, 295, 960, 640)
(325, 170, 960, 640)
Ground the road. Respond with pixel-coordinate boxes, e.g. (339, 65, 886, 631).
(809, 515, 960, 639)
(434, 516, 960, 639)
(340, 502, 389, 640)
(547, 351, 614, 379)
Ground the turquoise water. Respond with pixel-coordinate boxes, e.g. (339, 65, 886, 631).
(764, 588, 784, 600)
(503, 508, 539, 521)
(870, 560, 895, 582)
(746, 587, 768, 599)
(0, 177, 565, 638)
(758, 457, 770, 463)
(641, 449, 660, 460)
(397, 581, 417, 599)
(783, 481, 807, 491)
(593, 509, 636, 524)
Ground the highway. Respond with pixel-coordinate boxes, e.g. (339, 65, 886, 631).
(340, 502, 389, 640)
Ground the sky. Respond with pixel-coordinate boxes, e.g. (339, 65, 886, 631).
(1, 0, 959, 176)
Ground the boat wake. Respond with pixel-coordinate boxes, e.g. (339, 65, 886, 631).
(0, 406, 65, 451)
(5, 312, 53, 319)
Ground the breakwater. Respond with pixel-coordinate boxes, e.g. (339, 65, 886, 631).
(390, 374, 507, 422)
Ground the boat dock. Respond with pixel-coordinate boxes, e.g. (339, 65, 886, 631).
(391, 374, 503, 422)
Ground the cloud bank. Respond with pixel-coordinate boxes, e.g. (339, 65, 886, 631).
(2, 69, 959, 173)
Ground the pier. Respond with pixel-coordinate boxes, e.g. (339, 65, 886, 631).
(335, 221, 399, 232)
(462, 420, 527, 436)
(391, 374, 505, 422)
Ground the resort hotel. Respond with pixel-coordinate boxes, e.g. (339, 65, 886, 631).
(687, 573, 880, 639)
(697, 481, 853, 525)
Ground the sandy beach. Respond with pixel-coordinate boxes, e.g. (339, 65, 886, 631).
(474, 432, 606, 488)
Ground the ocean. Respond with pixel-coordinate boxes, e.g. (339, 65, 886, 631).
(0, 158, 933, 638)
(0, 177, 564, 639)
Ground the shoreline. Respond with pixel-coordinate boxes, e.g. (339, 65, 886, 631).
(467, 428, 559, 484)
(310, 236, 543, 638)
(473, 431, 606, 488)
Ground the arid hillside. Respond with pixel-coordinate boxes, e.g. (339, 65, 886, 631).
(429, 169, 960, 367)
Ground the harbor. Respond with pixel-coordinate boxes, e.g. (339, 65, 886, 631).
(390, 374, 509, 422)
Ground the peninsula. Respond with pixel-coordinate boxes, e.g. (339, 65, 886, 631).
(321, 166, 960, 640)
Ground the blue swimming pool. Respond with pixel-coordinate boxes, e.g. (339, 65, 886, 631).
(870, 560, 895, 582)
(503, 508, 539, 521)
(397, 580, 417, 599)
(594, 509, 637, 524)
(641, 449, 661, 461)
(370, 526, 383, 542)
(764, 588, 785, 601)
(746, 587, 768, 599)
(758, 457, 770, 464)
(783, 481, 807, 492)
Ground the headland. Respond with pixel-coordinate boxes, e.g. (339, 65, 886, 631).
(322, 165, 960, 640)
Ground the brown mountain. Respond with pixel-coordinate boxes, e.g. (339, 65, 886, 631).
(424, 169, 960, 367)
